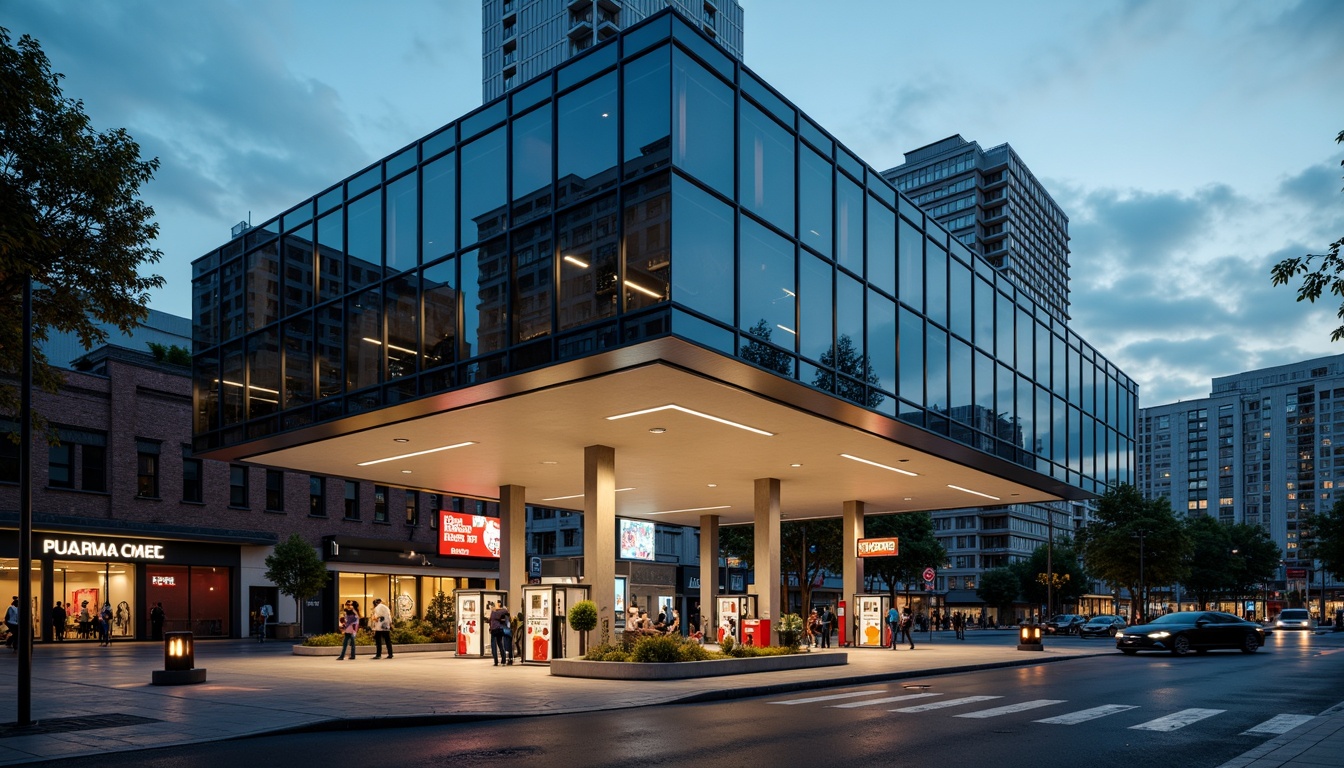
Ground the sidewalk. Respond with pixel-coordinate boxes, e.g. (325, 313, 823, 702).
(0, 632, 1333, 765)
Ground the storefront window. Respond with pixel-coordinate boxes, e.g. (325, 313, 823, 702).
(52, 560, 136, 640)
(191, 567, 230, 637)
(146, 564, 231, 638)
(146, 564, 189, 635)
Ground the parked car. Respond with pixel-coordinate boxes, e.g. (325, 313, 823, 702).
(1274, 608, 1316, 631)
(1115, 611, 1265, 656)
(1045, 614, 1087, 635)
(1078, 615, 1127, 638)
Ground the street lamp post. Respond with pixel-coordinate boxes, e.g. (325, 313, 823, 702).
(1132, 529, 1147, 623)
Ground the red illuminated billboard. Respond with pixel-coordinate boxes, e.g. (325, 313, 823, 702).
(437, 511, 502, 559)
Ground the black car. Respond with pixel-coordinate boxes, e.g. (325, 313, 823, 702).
(1078, 615, 1127, 638)
(1115, 611, 1265, 656)
(1045, 614, 1087, 635)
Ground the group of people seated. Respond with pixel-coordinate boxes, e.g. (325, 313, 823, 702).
(622, 606, 682, 639)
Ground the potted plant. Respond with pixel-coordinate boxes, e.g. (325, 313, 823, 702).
(568, 600, 597, 656)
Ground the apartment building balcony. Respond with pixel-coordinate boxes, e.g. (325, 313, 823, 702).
(567, 17, 593, 41)
(597, 18, 620, 39)
(597, 0, 623, 13)
(568, 0, 591, 12)
(502, 0, 516, 23)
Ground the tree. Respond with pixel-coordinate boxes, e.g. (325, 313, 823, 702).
(1012, 541, 1089, 615)
(1227, 522, 1281, 599)
(1270, 129, 1344, 340)
(1, 27, 164, 428)
(717, 520, 842, 614)
(1075, 484, 1189, 620)
(263, 534, 330, 635)
(1304, 499, 1344, 580)
(1180, 515, 1237, 610)
(863, 512, 947, 606)
(976, 568, 1020, 623)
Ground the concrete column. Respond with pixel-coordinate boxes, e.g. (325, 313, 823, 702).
(699, 514, 720, 640)
(498, 484, 527, 609)
(583, 445, 617, 645)
(753, 478, 781, 641)
(842, 500, 866, 633)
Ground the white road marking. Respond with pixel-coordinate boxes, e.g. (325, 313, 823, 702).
(831, 693, 942, 709)
(1035, 704, 1139, 725)
(955, 699, 1066, 718)
(769, 690, 886, 705)
(1241, 714, 1317, 736)
(1129, 708, 1226, 731)
(892, 695, 1002, 713)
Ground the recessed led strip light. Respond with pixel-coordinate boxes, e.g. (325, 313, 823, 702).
(645, 505, 731, 516)
(607, 404, 774, 437)
(839, 453, 918, 476)
(357, 441, 477, 467)
(541, 487, 636, 502)
(563, 255, 589, 268)
(362, 337, 416, 355)
(947, 484, 1000, 501)
(623, 279, 662, 298)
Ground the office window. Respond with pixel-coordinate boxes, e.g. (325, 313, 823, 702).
(374, 485, 389, 523)
(229, 465, 249, 507)
(182, 447, 203, 503)
(81, 444, 106, 492)
(344, 480, 360, 520)
(309, 475, 327, 517)
(429, 494, 441, 528)
(48, 444, 74, 488)
(136, 440, 161, 498)
(405, 490, 419, 526)
(0, 423, 17, 483)
(266, 469, 285, 512)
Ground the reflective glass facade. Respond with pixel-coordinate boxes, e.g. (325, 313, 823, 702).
(192, 10, 1136, 494)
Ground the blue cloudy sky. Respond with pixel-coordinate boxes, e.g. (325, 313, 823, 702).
(7, 0, 1342, 406)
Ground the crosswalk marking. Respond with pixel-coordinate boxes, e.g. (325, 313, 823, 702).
(1129, 708, 1225, 732)
(831, 693, 941, 709)
(892, 695, 1001, 713)
(956, 699, 1066, 719)
(1035, 704, 1139, 725)
(1241, 714, 1316, 736)
(769, 690, 885, 705)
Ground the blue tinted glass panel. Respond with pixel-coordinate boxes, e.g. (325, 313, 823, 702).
(316, 305, 342, 400)
(512, 105, 553, 223)
(558, 194, 619, 331)
(996, 291, 1014, 366)
(898, 307, 923, 404)
(866, 195, 895, 296)
(346, 286, 382, 391)
(1016, 308, 1034, 377)
(1037, 386, 1053, 461)
(461, 128, 507, 246)
(835, 174, 863, 275)
(996, 363, 1015, 443)
(1053, 334, 1067, 399)
(974, 275, 994, 354)
(623, 175, 670, 311)
(948, 256, 971, 340)
(386, 173, 417, 276)
(282, 203, 312, 233)
(925, 238, 947, 328)
(1036, 324, 1051, 386)
(671, 178, 733, 324)
(623, 13, 671, 57)
(623, 47, 671, 177)
(739, 101, 795, 234)
(672, 49, 733, 197)
(868, 172, 896, 207)
(1016, 375, 1034, 452)
(349, 166, 380, 198)
(317, 209, 343, 302)
(386, 146, 416, 179)
(317, 186, 343, 214)
(557, 44, 617, 92)
(799, 251, 832, 363)
(460, 239, 508, 358)
(741, 72, 793, 127)
(799, 118, 830, 155)
(836, 148, 863, 180)
(385, 274, 418, 379)
(867, 289, 895, 393)
(558, 73, 617, 207)
(422, 258, 456, 370)
(1068, 345, 1082, 406)
(799, 147, 832, 259)
(245, 243, 279, 332)
(898, 196, 922, 225)
(925, 326, 948, 413)
(511, 77, 552, 113)
(835, 272, 863, 366)
(898, 217, 922, 311)
(422, 124, 456, 161)
(672, 17, 733, 79)
(346, 191, 381, 291)
(949, 337, 971, 424)
(512, 220, 553, 343)
(283, 315, 312, 408)
(422, 153, 455, 263)
(282, 225, 314, 318)
(672, 309, 733, 355)
(462, 101, 506, 140)
(738, 217, 796, 350)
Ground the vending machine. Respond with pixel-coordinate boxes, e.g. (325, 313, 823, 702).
(715, 594, 758, 645)
(454, 589, 506, 657)
(521, 584, 590, 664)
(853, 594, 893, 648)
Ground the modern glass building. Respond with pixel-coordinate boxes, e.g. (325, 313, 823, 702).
(191, 9, 1135, 635)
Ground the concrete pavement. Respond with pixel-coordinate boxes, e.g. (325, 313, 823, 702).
(0, 631, 1335, 766)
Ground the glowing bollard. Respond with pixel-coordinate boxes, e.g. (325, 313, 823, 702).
(152, 631, 207, 685)
(1017, 623, 1044, 652)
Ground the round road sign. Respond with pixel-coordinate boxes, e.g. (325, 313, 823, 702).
(922, 567, 935, 583)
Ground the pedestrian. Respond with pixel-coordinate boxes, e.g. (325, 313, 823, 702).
(336, 601, 359, 660)
(489, 598, 513, 666)
(99, 602, 113, 646)
(258, 602, 274, 643)
(150, 602, 165, 640)
(805, 609, 819, 648)
(4, 597, 18, 651)
(52, 601, 67, 642)
(513, 609, 525, 659)
(371, 598, 394, 659)
(899, 607, 915, 649)
(671, 608, 682, 636)
(886, 603, 901, 650)
(818, 606, 832, 648)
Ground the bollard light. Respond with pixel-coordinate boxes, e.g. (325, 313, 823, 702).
(152, 631, 207, 685)
(1017, 623, 1044, 651)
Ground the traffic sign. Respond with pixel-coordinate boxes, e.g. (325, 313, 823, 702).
(922, 567, 935, 583)
(529, 556, 542, 578)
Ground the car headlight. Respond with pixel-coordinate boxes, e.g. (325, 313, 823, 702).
(1114, 630, 1125, 638)
(1148, 631, 1170, 639)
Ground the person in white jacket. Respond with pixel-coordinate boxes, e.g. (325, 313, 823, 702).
(371, 598, 394, 659)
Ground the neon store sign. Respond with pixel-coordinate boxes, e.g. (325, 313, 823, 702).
(41, 537, 167, 560)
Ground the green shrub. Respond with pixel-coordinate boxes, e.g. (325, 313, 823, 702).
(719, 634, 735, 653)
(583, 643, 625, 661)
(630, 634, 685, 663)
(777, 613, 804, 650)
(676, 640, 713, 662)
(727, 644, 796, 658)
(303, 629, 374, 647)
(568, 600, 598, 633)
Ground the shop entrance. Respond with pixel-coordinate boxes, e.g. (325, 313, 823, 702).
(53, 560, 136, 641)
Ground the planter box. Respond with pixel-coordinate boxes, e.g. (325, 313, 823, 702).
(292, 641, 456, 656)
(550, 651, 847, 680)
(272, 623, 300, 640)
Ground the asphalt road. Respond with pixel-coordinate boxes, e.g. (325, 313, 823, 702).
(61, 630, 1344, 768)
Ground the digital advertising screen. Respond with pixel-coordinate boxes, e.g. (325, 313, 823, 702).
(437, 511, 502, 558)
(618, 518, 655, 561)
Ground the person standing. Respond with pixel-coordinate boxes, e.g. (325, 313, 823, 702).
(150, 602, 165, 640)
(336, 601, 359, 660)
(489, 598, 512, 666)
(886, 604, 901, 650)
(5, 597, 19, 651)
(52, 601, 67, 642)
(818, 606, 832, 648)
(371, 598, 394, 659)
(258, 602, 274, 643)
(899, 607, 915, 649)
(99, 602, 113, 646)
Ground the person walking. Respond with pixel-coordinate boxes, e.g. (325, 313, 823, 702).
(4, 597, 19, 651)
(336, 601, 359, 660)
(899, 607, 915, 649)
(818, 606, 832, 648)
(150, 602, 165, 640)
(258, 602, 274, 643)
(489, 598, 512, 666)
(886, 604, 901, 650)
(371, 598, 394, 659)
(98, 602, 113, 646)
